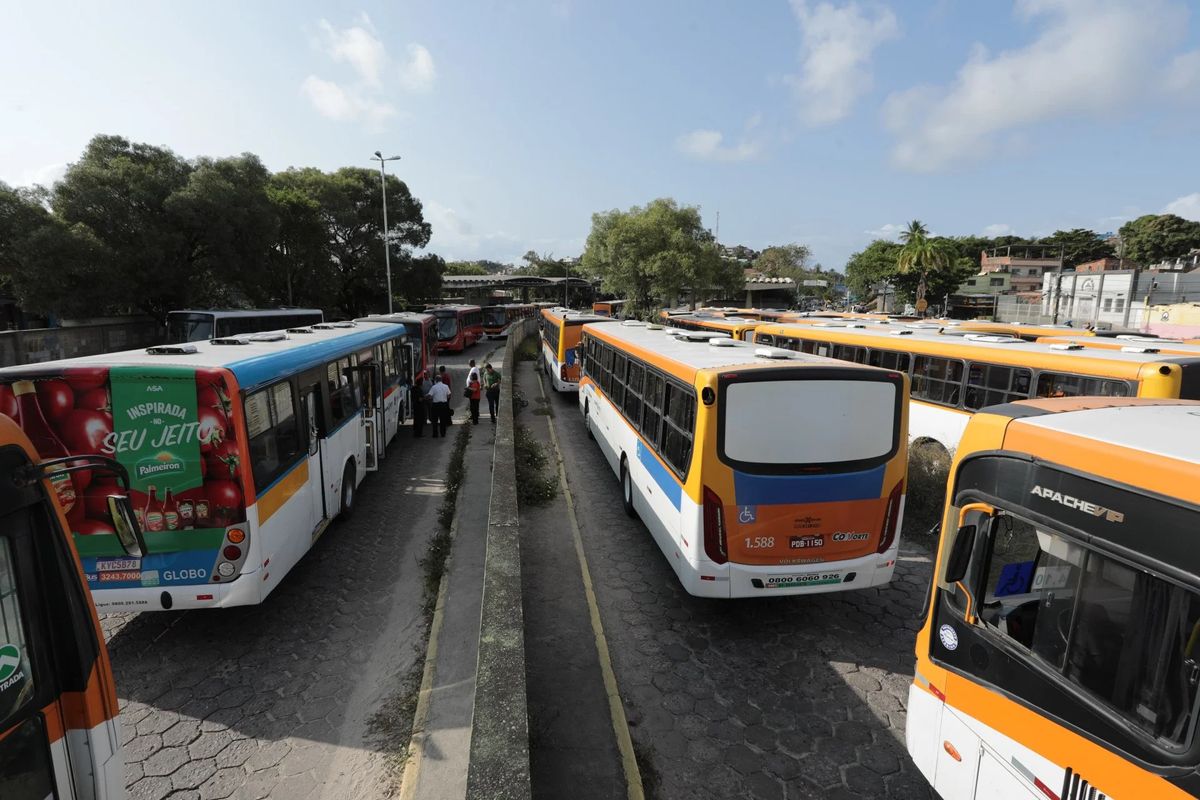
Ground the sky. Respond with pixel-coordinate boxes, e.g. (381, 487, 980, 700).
(3, 0, 1200, 271)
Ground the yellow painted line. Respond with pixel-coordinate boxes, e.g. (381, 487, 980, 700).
(397, 512, 456, 800)
(536, 371, 645, 800)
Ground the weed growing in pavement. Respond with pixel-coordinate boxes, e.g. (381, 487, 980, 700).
(514, 422, 557, 508)
(516, 334, 539, 362)
(902, 443, 952, 546)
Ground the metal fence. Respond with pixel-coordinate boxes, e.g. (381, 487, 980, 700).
(0, 319, 162, 367)
(991, 296, 1150, 330)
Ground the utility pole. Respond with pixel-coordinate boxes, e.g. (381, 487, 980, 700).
(370, 151, 402, 314)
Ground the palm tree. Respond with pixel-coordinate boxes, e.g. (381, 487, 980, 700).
(897, 220, 952, 316)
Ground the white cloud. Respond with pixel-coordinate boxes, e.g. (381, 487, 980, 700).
(1165, 50, 1200, 94)
(884, 0, 1191, 171)
(302, 15, 435, 124)
(398, 44, 436, 93)
(300, 75, 395, 126)
(675, 129, 760, 162)
(982, 223, 1015, 237)
(317, 17, 388, 87)
(865, 223, 904, 240)
(1164, 193, 1200, 221)
(13, 162, 67, 188)
(426, 200, 583, 264)
(786, 1, 899, 126)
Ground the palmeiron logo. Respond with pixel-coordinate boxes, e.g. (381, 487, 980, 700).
(1030, 486, 1125, 523)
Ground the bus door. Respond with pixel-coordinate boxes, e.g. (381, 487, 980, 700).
(299, 379, 329, 529)
(354, 364, 383, 472)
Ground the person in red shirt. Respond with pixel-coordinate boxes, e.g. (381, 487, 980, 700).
(467, 372, 482, 424)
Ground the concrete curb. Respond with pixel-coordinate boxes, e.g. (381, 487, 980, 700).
(465, 319, 535, 800)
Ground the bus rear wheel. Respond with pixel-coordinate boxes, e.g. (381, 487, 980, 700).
(339, 462, 356, 519)
(584, 402, 594, 440)
(620, 456, 635, 518)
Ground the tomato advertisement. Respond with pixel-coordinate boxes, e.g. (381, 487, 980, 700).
(0, 365, 249, 591)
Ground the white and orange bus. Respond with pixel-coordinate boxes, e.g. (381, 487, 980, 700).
(909, 398, 1200, 799)
(540, 308, 617, 392)
(578, 321, 909, 598)
(0, 321, 415, 612)
(0, 415, 144, 798)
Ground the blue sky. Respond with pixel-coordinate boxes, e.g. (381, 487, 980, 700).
(3, 0, 1199, 270)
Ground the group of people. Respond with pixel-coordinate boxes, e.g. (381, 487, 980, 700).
(412, 360, 502, 438)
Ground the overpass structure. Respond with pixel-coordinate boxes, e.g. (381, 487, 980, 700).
(440, 274, 595, 306)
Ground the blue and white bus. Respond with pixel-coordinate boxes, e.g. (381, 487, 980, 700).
(0, 321, 414, 611)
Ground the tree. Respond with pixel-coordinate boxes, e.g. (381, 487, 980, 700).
(844, 240, 902, 299)
(896, 220, 953, 313)
(1037, 228, 1114, 269)
(581, 198, 741, 311)
(443, 260, 489, 276)
(1118, 214, 1200, 265)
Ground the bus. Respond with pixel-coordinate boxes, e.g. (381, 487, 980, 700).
(752, 321, 1200, 455)
(0, 415, 145, 799)
(577, 321, 909, 598)
(662, 313, 762, 342)
(167, 309, 323, 343)
(0, 321, 415, 612)
(482, 303, 536, 339)
(908, 398, 1200, 800)
(358, 312, 438, 379)
(953, 321, 1095, 342)
(540, 308, 617, 392)
(592, 300, 629, 318)
(427, 305, 483, 353)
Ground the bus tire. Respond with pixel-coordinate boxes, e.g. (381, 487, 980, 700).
(339, 462, 356, 520)
(584, 403, 594, 440)
(620, 456, 635, 518)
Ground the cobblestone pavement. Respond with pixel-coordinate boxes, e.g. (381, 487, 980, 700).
(100, 350, 484, 800)
(544, 390, 937, 800)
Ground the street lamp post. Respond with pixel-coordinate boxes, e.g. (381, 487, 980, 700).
(370, 151, 402, 314)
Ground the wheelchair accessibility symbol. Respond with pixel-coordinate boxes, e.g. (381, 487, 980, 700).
(738, 506, 757, 524)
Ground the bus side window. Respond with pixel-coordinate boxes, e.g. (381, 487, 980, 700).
(327, 358, 359, 426)
(247, 382, 303, 490)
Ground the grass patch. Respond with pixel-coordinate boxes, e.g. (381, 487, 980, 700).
(902, 443, 952, 545)
(365, 656, 424, 778)
(514, 422, 557, 508)
(517, 334, 540, 362)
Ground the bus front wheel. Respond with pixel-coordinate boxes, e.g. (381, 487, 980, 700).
(620, 456, 635, 518)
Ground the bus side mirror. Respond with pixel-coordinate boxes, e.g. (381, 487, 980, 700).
(108, 495, 147, 558)
(945, 524, 976, 584)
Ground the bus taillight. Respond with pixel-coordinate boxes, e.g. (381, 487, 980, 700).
(702, 486, 728, 565)
(877, 481, 904, 554)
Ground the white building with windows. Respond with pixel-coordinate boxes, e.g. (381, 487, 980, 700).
(1042, 267, 1200, 330)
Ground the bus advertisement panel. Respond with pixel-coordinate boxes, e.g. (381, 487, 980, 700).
(0, 367, 249, 599)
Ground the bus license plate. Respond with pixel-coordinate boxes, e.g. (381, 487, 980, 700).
(95, 557, 142, 572)
(764, 572, 843, 589)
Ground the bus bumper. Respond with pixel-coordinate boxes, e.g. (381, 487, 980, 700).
(684, 545, 899, 599)
(89, 570, 262, 613)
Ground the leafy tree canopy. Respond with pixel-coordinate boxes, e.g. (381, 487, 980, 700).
(1118, 214, 1200, 265)
(1037, 228, 1115, 269)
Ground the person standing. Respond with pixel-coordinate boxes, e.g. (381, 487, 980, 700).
(411, 371, 428, 437)
(428, 375, 451, 438)
(483, 363, 502, 423)
(467, 371, 482, 424)
(467, 359, 479, 384)
(438, 365, 453, 426)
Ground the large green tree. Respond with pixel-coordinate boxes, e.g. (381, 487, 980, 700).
(845, 240, 903, 299)
(581, 198, 741, 311)
(1118, 214, 1200, 265)
(1038, 228, 1115, 269)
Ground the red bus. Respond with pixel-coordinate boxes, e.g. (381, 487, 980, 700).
(482, 304, 536, 339)
(427, 305, 483, 353)
(358, 312, 438, 379)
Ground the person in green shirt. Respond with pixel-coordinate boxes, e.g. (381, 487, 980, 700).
(483, 363, 502, 423)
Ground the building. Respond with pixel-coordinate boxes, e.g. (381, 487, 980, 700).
(957, 271, 1011, 294)
(1075, 257, 1125, 273)
(1040, 263, 1200, 331)
(980, 245, 1064, 294)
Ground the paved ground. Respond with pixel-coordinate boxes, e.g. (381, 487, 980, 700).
(541, 386, 938, 800)
(102, 348, 489, 800)
(515, 361, 625, 800)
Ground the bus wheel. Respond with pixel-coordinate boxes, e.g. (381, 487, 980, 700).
(339, 462, 356, 519)
(584, 404, 594, 440)
(620, 456, 635, 518)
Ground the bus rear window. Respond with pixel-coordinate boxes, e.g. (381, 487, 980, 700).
(721, 377, 899, 469)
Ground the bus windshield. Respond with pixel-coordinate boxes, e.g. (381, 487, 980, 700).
(721, 376, 899, 468)
(436, 315, 460, 340)
(483, 307, 507, 326)
(167, 312, 213, 343)
(974, 510, 1200, 748)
